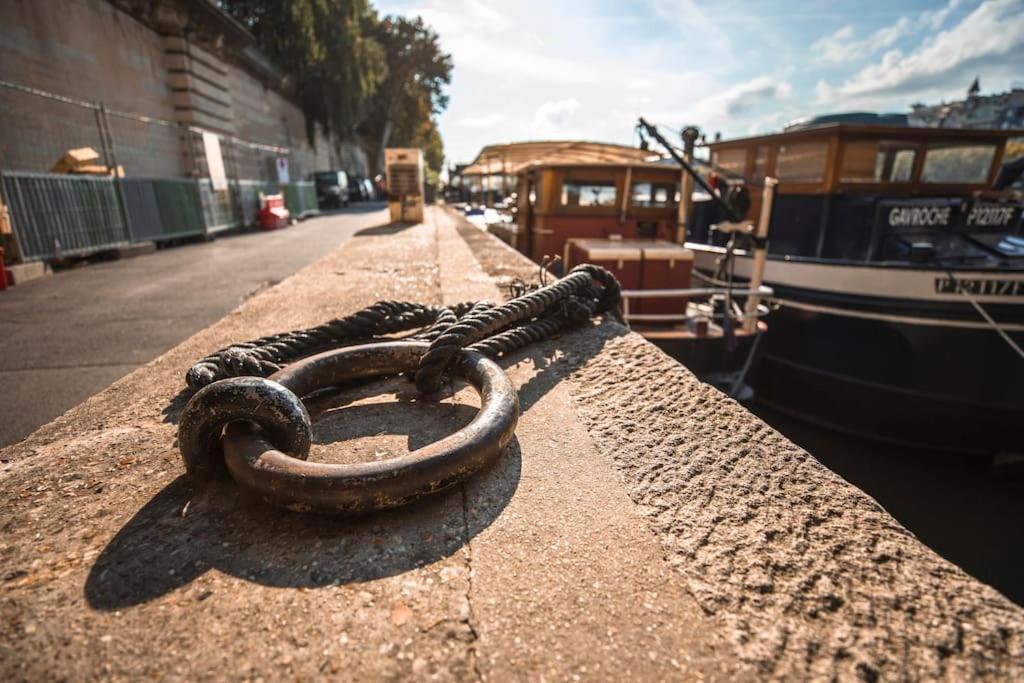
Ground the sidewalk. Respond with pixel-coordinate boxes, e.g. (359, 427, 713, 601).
(1, 207, 1021, 680)
(0, 205, 384, 447)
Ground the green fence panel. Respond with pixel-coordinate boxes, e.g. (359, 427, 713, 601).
(197, 179, 239, 234)
(284, 182, 319, 218)
(153, 179, 205, 237)
(0, 171, 129, 261)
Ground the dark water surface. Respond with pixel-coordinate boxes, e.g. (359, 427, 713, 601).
(749, 403, 1024, 607)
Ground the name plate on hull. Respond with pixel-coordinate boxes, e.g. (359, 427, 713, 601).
(935, 277, 1024, 297)
(878, 199, 1021, 232)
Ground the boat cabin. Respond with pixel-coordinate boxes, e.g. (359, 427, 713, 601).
(515, 161, 682, 263)
(695, 124, 1024, 265)
(504, 156, 769, 377)
(514, 160, 744, 336)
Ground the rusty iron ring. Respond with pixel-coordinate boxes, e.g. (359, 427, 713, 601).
(218, 341, 520, 515)
(178, 376, 313, 478)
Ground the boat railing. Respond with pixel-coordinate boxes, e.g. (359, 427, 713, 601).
(620, 285, 774, 324)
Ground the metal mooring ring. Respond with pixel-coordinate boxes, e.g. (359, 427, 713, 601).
(178, 376, 313, 478)
(218, 341, 519, 515)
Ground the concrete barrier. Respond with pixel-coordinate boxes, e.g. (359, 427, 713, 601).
(1, 207, 1021, 680)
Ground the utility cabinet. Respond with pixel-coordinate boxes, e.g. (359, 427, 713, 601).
(385, 148, 424, 223)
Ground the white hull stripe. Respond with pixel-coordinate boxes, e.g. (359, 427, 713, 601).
(688, 245, 1024, 304)
(774, 298, 1024, 331)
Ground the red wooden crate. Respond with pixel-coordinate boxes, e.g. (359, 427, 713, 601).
(638, 242, 694, 317)
(566, 239, 642, 290)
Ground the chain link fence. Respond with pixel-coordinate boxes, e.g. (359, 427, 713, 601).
(0, 79, 321, 263)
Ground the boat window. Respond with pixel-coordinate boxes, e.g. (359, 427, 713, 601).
(751, 145, 770, 182)
(921, 143, 996, 183)
(631, 181, 676, 208)
(840, 140, 916, 183)
(1007, 137, 1024, 163)
(561, 180, 616, 207)
(776, 142, 828, 182)
(712, 148, 747, 179)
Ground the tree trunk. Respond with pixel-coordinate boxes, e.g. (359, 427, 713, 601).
(376, 118, 393, 176)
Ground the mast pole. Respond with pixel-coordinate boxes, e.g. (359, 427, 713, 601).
(743, 177, 777, 333)
(676, 126, 698, 243)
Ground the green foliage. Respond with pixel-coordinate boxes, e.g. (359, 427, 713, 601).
(360, 15, 452, 173)
(221, 0, 387, 141)
(221, 2, 452, 173)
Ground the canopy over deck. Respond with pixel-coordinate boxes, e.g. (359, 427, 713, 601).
(462, 140, 655, 177)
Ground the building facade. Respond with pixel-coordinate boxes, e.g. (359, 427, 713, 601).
(0, 0, 368, 180)
(910, 81, 1024, 129)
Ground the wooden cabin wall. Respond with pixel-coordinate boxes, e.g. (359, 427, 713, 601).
(524, 165, 682, 264)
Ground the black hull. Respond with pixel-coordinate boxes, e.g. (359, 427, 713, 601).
(647, 332, 758, 377)
(755, 306, 1024, 454)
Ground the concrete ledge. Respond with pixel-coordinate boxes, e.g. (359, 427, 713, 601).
(6, 260, 52, 286)
(0, 207, 1021, 680)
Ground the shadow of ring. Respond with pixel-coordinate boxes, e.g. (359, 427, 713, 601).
(222, 341, 520, 515)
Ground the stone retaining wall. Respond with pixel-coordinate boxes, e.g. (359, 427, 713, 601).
(0, 207, 1021, 680)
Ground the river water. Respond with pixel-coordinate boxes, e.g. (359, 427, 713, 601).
(750, 403, 1024, 606)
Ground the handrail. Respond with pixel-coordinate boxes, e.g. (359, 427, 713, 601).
(620, 286, 773, 299)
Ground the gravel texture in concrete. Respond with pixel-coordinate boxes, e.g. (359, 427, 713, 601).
(0, 209, 744, 680)
(1, 207, 1022, 680)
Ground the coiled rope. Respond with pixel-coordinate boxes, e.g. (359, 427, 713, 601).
(184, 263, 621, 394)
(177, 263, 621, 514)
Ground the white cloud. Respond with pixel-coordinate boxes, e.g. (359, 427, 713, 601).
(817, 0, 1024, 106)
(533, 98, 581, 129)
(412, 0, 511, 34)
(810, 0, 962, 64)
(922, 0, 963, 30)
(689, 76, 792, 121)
(457, 114, 506, 127)
(644, 0, 736, 65)
(405, 1, 598, 85)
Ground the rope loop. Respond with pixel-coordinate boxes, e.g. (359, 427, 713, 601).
(413, 264, 620, 393)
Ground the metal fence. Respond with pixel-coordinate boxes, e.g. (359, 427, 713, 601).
(122, 178, 205, 242)
(197, 180, 240, 234)
(1, 172, 129, 261)
(0, 79, 311, 183)
(285, 181, 320, 218)
(2, 172, 325, 262)
(0, 80, 342, 266)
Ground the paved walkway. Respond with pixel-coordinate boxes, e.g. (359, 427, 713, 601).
(0, 205, 386, 448)
(1, 207, 1021, 680)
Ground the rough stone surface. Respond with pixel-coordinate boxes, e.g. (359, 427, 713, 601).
(454, 207, 1024, 680)
(1, 205, 1022, 680)
(0, 209, 743, 681)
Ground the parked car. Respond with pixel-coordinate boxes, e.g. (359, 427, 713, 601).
(347, 175, 366, 202)
(312, 171, 349, 208)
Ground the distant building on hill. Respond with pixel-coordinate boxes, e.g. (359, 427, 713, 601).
(909, 78, 1024, 129)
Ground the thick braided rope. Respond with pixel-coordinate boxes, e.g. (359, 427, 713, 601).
(184, 264, 621, 395)
(468, 293, 597, 359)
(413, 265, 619, 393)
(185, 301, 451, 388)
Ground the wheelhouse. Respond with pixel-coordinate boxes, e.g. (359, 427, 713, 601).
(694, 125, 1024, 266)
(515, 161, 682, 263)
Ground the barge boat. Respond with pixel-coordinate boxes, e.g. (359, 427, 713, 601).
(684, 123, 1024, 453)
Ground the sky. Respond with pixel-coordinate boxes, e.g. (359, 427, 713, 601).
(373, 0, 1024, 164)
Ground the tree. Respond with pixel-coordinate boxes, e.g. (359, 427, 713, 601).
(360, 16, 452, 173)
(220, 0, 386, 147)
(220, 2, 452, 174)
